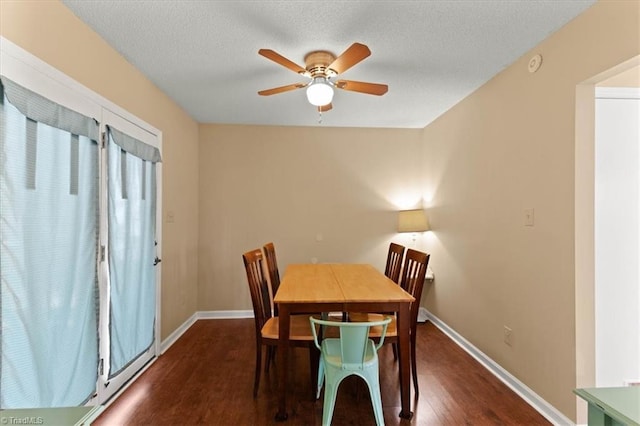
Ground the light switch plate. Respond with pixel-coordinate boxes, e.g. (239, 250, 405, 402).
(524, 208, 534, 226)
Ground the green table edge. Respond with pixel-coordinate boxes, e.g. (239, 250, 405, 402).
(574, 387, 640, 426)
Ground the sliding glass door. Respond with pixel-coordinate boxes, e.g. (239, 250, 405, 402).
(0, 79, 100, 408)
(98, 110, 161, 403)
(0, 41, 162, 409)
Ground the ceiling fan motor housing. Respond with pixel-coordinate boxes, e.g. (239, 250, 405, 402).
(304, 51, 337, 77)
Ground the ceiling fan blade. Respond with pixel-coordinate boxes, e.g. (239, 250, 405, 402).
(258, 49, 310, 76)
(258, 83, 307, 96)
(318, 103, 333, 112)
(335, 80, 388, 96)
(327, 43, 371, 75)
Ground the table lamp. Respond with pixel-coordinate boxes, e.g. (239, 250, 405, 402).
(398, 209, 430, 243)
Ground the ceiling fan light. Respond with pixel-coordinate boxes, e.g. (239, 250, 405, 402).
(306, 78, 334, 106)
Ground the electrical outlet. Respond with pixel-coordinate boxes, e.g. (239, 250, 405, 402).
(503, 326, 513, 346)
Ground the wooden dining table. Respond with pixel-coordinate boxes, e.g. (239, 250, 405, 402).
(273, 263, 415, 421)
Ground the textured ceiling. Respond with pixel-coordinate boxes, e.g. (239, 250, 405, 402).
(62, 0, 596, 128)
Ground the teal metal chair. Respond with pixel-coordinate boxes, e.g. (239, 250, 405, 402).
(309, 316, 392, 426)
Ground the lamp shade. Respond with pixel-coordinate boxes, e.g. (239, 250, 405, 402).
(306, 77, 334, 106)
(398, 209, 430, 232)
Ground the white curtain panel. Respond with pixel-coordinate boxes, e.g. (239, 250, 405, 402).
(0, 79, 99, 408)
(106, 126, 158, 378)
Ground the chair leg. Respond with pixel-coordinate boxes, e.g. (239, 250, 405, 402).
(392, 342, 398, 361)
(266, 346, 276, 373)
(309, 347, 320, 399)
(253, 343, 262, 398)
(265, 346, 271, 373)
(363, 370, 384, 426)
(410, 331, 419, 396)
(322, 376, 338, 426)
(316, 358, 325, 399)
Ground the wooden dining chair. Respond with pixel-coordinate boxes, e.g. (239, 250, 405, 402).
(263, 242, 281, 315)
(401, 249, 430, 395)
(352, 248, 430, 396)
(310, 316, 392, 426)
(242, 248, 318, 398)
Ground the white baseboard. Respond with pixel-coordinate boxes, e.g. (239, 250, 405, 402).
(420, 308, 574, 426)
(160, 312, 198, 354)
(197, 310, 253, 319)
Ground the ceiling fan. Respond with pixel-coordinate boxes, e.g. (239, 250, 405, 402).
(257, 42, 388, 112)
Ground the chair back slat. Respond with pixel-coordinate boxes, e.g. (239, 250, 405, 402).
(262, 242, 280, 315)
(384, 242, 405, 284)
(340, 326, 370, 369)
(400, 248, 430, 325)
(242, 249, 273, 332)
(263, 242, 281, 293)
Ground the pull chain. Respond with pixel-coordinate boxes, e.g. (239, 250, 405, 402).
(317, 107, 323, 124)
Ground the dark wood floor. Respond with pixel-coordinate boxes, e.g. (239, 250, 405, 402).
(94, 319, 550, 425)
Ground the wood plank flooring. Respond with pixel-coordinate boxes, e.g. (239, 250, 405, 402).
(94, 319, 550, 425)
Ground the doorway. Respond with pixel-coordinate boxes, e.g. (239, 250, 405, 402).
(575, 56, 640, 423)
(594, 86, 639, 387)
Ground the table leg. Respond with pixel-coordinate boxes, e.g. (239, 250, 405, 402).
(276, 304, 290, 421)
(397, 303, 413, 419)
(588, 403, 625, 426)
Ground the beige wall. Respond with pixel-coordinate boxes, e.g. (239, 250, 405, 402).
(598, 64, 640, 87)
(3, 0, 639, 421)
(198, 124, 424, 310)
(0, 0, 200, 340)
(420, 0, 639, 420)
